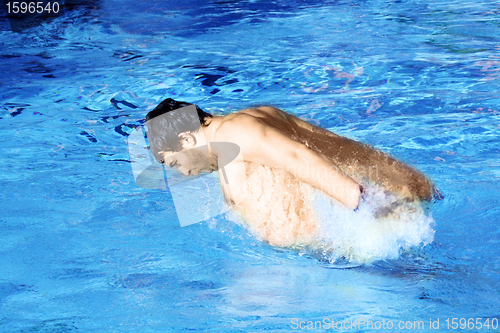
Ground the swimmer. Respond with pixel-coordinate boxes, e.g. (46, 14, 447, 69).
(145, 98, 438, 246)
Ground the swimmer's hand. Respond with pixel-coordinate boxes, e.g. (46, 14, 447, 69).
(353, 186, 408, 217)
(353, 185, 364, 211)
(374, 200, 404, 218)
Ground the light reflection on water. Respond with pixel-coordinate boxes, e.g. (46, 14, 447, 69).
(0, 0, 499, 331)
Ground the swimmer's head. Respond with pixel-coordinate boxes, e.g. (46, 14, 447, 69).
(145, 98, 212, 159)
(145, 98, 213, 176)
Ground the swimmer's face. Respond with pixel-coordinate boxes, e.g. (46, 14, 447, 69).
(159, 132, 212, 176)
(160, 147, 213, 176)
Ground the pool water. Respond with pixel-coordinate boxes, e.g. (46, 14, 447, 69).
(1, 0, 500, 331)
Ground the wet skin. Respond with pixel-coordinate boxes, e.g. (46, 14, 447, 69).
(159, 106, 436, 246)
(243, 107, 435, 201)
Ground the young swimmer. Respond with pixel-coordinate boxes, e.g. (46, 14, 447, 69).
(145, 99, 439, 247)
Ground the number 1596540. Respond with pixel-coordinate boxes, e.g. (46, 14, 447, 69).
(6, 2, 60, 14)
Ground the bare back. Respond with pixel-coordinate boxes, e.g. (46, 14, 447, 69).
(237, 106, 434, 201)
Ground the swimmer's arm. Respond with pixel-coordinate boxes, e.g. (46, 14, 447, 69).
(220, 117, 362, 210)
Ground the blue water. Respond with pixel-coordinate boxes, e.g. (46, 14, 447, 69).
(1, 0, 500, 331)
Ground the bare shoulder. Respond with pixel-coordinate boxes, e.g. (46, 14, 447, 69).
(214, 111, 264, 142)
(241, 106, 288, 119)
(213, 106, 290, 143)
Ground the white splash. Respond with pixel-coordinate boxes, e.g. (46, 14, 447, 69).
(309, 185, 435, 264)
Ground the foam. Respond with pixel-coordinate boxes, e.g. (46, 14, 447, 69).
(307, 185, 435, 264)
